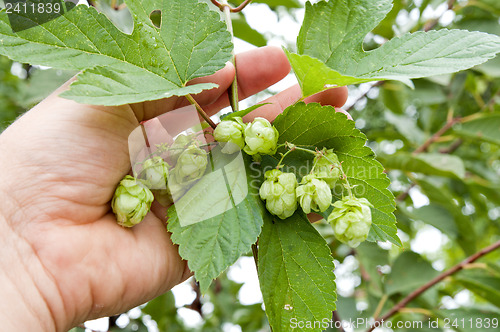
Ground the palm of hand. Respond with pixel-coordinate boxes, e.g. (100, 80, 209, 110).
(0, 88, 190, 329)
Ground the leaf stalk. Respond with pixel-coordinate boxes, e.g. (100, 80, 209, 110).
(285, 145, 354, 197)
(218, 0, 242, 112)
(185, 94, 217, 129)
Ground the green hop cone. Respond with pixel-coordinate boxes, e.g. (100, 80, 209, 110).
(214, 117, 246, 154)
(327, 196, 374, 248)
(170, 144, 208, 184)
(169, 134, 194, 163)
(111, 175, 154, 227)
(296, 174, 332, 214)
(259, 169, 298, 219)
(243, 117, 279, 156)
(140, 156, 169, 189)
(313, 149, 341, 188)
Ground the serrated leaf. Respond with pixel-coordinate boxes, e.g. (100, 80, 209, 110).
(454, 114, 500, 146)
(167, 151, 268, 293)
(258, 212, 336, 332)
(267, 102, 400, 246)
(0, 0, 233, 105)
(381, 152, 466, 179)
(284, 50, 374, 98)
(287, 0, 500, 97)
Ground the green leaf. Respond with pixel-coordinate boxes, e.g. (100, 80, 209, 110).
(284, 50, 374, 98)
(454, 269, 500, 308)
(19, 68, 75, 108)
(143, 292, 185, 332)
(372, 0, 404, 39)
(232, 13, 267, 47)
(0, 0, 233, 105)
(381, 152, 466, 179)
(384, 112, 426, 144)
(94, 0, 134, 34)
(454, 114, 500, 146)
(356, 242, 389, 294)
(385, 252, 439, 295)
(167, 151, 268, 293)
(268, 102, 400, 246)
(258, 212, 336, 332)
(287, 0, 500, 97)
(222, 103, 270, 121)
(416, 179, 477, 255)
(410, 204, 459, 240)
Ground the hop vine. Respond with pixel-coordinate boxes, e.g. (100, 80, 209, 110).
(111, 115, 374, 248)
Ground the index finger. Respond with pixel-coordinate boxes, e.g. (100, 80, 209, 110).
(135, 46, 292, 121)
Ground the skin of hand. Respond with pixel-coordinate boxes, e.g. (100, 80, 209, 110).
(0, 46, 347, 331)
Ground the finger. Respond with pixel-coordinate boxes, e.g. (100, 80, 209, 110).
(243, 84, 349, 122)
(193, 45, 292, 114)
(304, 86, 349, 108)
(137, 46, 291, 121)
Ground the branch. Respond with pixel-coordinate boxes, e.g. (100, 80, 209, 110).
(232, 0, 253, 13)
(396, 183, 416, 202)
(366, 239, 500, 332)
(412, 117, 461, 154)
(332, 311, 345, 332)
(439, 139, 463, 154)
(187, 281, 203, 316)
(211, 0, 252, 13)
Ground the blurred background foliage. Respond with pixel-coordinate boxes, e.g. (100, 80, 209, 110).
(1, 0, 499, 331)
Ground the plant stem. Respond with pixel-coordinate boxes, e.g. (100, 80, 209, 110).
(372, 294, 388, 320)
(366, 239, 500, 332)
(276, 150, 293, 169)
(291, 145, 354, 197)
(185, 94, 217, 129)
(332, 311, 346, 332)
(396, 183, 416, 202)
(211, 0, 252, 13)
(412, 116, 461, 155)
(220, 0, 240, 112)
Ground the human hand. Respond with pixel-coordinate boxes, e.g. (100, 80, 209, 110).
(0, 46, 347, 331)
